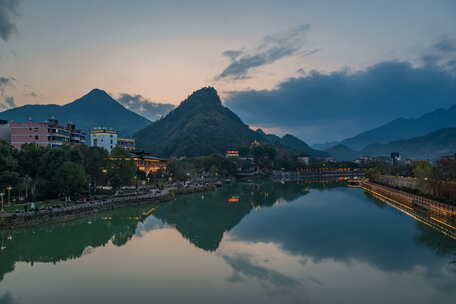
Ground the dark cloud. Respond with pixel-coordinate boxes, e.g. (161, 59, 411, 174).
(216, 24, 316, 80)
(0, 0, 20, 41)
(225, 60, 456, 142)
(434, 37, 456, 53)
(117, 93, 175, 121)
(421, 37, 456, 69)
(0, 76, 14, 86)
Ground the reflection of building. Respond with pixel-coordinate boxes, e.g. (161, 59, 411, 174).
(226, 150, 239, 157)
(9, 119, 86, 149)
(118, 138, 136, 151)
(90, 127, 118, 152)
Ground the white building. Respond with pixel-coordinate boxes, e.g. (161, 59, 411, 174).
(90, 127, 118, 152)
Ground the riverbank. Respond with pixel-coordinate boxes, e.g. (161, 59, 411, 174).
(359, 180, 456, 217)
(0, 183, 216, 229)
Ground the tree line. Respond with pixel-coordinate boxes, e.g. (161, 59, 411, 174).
(0, 141, 137, 203)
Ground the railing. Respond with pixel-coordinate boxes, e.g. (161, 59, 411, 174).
(361, 180, 456, 217)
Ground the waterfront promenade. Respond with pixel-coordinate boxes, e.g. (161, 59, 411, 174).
(0, 183, 214, 229)
(360, 180, 456, 217)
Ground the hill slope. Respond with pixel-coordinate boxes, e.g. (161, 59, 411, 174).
(341, 105, 456, 150)
(360, 128, 456, 160)
(326, 144, 360, 161)
(134, 87, 263, 157)
(0, 89, 151, 136)
(255, 129, 328, 157)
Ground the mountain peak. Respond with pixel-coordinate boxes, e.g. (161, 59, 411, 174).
(182, 87, 222, 107)
(86, 88, 111, 99)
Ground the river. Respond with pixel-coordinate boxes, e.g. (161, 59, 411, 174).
(0, 182, 455, 304)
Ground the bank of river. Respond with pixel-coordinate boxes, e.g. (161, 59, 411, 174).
(0, 183, 216, 229)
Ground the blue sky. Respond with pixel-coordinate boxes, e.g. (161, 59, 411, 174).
(1, 0, 456, 142)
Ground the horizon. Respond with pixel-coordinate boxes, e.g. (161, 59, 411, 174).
(1, 0, 456, 143)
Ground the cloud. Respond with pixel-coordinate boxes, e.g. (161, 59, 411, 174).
(225, 60, 456, 142)
(421, 37, 456, 69)
(0, 0, 20, 41)
(216, 24, 317, 80)
(0, 76, 15, 110)
(117, 93, 175, 121)
(223, 253, 301, 288)
(433, 37, 456, 53)
(0, 292, 19, 304)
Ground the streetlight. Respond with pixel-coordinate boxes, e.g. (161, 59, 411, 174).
(0, 193, 4, 212)
(6, 186, 12, 206)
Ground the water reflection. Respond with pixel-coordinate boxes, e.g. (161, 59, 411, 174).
(0, 181, 455, 303)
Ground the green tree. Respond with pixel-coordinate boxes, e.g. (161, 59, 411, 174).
(413, 161, 434, 179)
(57, 161, 88, 200)
(107, 147, 136, 189)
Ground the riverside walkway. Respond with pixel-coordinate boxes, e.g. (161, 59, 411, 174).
(360, 180, 456, 217)
(0, 183, 214, 228)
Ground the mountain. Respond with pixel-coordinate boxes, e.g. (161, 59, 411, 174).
(360, 128, 456, 160)
(312, 141, 340, 150)
(326, 144, 359, 161)
(340, 105, 456, 150)
(280, 134, 329, 157)
(0, 89, 151, 136)
(255, 129, 328, 157)
(134, 87, 263, 157)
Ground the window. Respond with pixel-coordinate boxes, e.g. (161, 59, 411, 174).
(35, 136, 39, 140)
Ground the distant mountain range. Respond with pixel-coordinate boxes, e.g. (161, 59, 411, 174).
(0, 89, 151, 136)
(339, 105, 456, 150)
(134, 87, 327, 158)
(255, 129, 328, 157)
(327, 128, 456, 161)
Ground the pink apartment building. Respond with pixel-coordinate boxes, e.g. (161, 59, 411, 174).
(9, 119, 86, 149)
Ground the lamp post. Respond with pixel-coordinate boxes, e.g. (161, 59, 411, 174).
(0, 193, 4, 212)
(6, 186, 12, 206)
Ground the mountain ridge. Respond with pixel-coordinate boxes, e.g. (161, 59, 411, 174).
(340, 104, 456, 150)
(0, 89, 151, 136)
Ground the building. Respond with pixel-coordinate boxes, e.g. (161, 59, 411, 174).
(0, 120, 10, 142)
(9, 119, 85, 149)
(441, 153, 456, 161)
(118, 138, 136, 151)
(297, 156, 310, 165)
(110, 151, 167, 174)
(90, 127, 118, 152)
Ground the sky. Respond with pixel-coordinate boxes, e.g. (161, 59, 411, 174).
(1, 0, 456, 143)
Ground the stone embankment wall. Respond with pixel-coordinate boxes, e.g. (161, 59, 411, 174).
(0, 184, 215, 229)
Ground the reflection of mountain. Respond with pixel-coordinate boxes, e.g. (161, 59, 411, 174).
(153, 182, 311, 251)
(0, 206, 151, 282)
(230, 187, 456, 273)
(1, 183, 454, 286)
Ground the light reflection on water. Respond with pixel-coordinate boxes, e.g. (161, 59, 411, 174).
(0, 182, 455, 304)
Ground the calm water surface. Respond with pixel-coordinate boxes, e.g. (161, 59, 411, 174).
(1, 182, 455, 304)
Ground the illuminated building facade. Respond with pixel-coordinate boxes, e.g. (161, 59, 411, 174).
(118, 138, 136, 151)
(90, 127, 118, 152)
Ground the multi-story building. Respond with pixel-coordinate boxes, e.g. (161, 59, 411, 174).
(9, 119, 86, 149)
(118, 138, 136, 151)
(110, 151, 166, 174)
(90, 127, 118, 153)
(0, 120, 10, 142)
